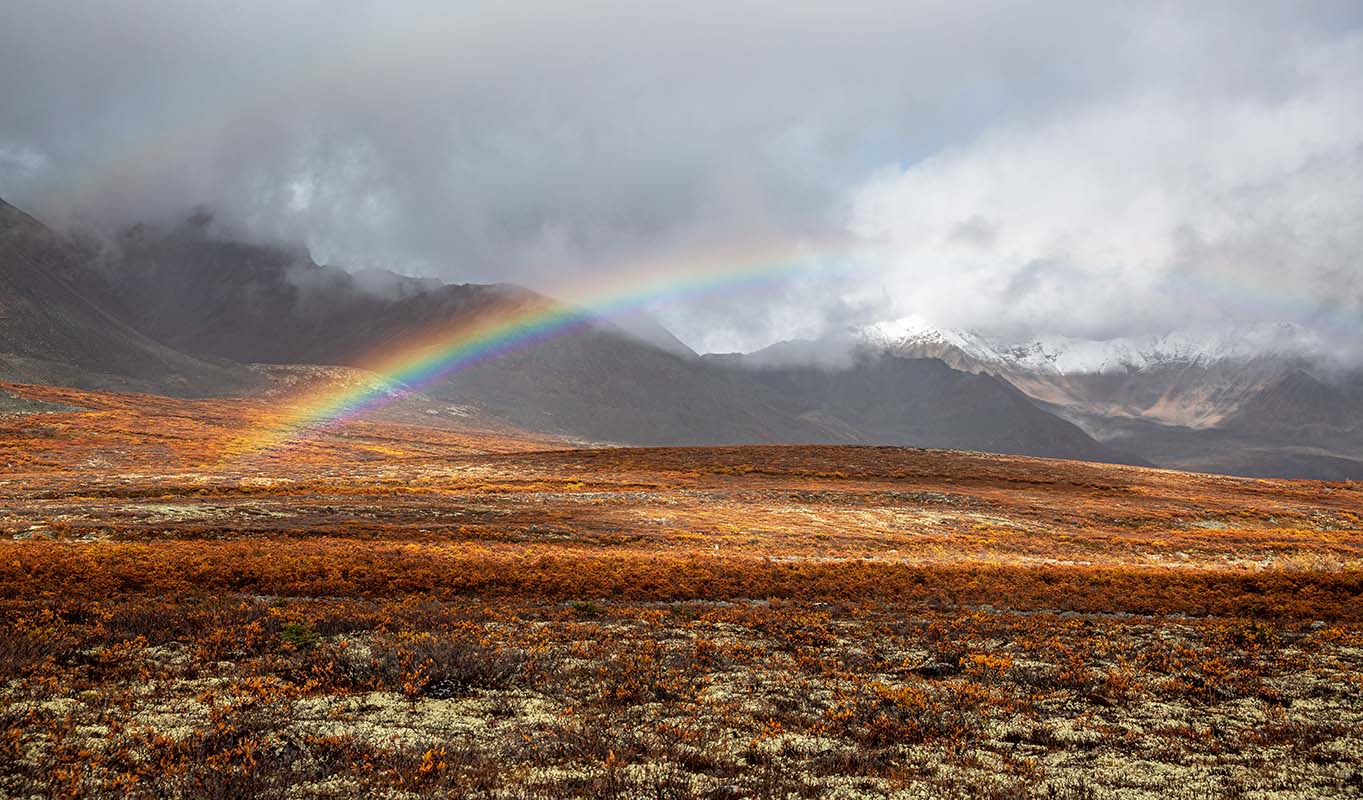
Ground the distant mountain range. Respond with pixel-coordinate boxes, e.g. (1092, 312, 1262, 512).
(3, 195, 1358, 477)
(861, 315, 1334, 376)
(862, 316, 1363, 479)
(0, 198, 1133, 464)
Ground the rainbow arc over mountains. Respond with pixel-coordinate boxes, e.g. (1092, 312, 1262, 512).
(236, 239, 856, 455)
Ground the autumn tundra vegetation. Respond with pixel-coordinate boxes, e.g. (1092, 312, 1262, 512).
(2, 381, 1361, 798)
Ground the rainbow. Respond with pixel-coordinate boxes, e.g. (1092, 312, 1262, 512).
(234, 238, 860, 455)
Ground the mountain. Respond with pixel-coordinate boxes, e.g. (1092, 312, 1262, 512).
(703, 345, 1137, 462)
(1224, 368, 1363, 439)
(863, 316, 1363, 479)
(4, 195, 1340, 475)
(0, 198, 257, 395)
(862, 317, 1331, 377)
(433, 332, 1135, 460)
(65, 215, 698, 371)
(0, 207, 1129, 462)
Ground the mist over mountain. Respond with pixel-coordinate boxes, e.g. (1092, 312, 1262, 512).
(0, 198, 256, 395)
(863, 318, 1363, 479)
(7, 192, 1362, 477)
(0, 197, 1140, 464)
(3, 2, 1362, 357)
(2, 2, 1361, 477)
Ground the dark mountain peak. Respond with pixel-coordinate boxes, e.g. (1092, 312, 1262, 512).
(82, 220, 689, 371)
(0, 199, 256, 394)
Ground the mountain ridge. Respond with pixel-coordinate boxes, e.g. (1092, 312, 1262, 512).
(0, 199, 1139, 465)
(0, 198, 259, 396)
(857, 316, 1363, 479)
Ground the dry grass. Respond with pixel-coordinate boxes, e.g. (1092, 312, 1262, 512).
(2, 382, 1361, 798)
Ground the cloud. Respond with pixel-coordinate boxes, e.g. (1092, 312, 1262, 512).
(847, 31, 1363, 358)
(1, 1, 1361, 353)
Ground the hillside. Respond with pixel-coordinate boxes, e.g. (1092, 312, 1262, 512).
(868, 319, 1363, 479)
(25, 208, 1135, 462)
(703, 347, 1136, 462)
(0, 199, 258, 395)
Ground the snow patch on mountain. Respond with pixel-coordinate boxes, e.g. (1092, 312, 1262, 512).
(861, 315, 1002, 364)
(861, 318, 1329, 375)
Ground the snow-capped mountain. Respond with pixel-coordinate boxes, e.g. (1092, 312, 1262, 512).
(856, 315, 1363, 480)
(860, 316, 1330, 376)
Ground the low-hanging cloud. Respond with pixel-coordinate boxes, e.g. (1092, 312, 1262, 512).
(1, 1, 1361, 355)
(848, 36, 1363, 357)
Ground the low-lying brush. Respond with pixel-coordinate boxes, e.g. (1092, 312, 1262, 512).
(1, 383, 1360, 797)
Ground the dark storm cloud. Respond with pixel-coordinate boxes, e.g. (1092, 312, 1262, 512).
(1, 1, 1361, 353)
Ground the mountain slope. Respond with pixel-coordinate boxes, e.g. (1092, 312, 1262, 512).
(865, 317, 1363, 479)
(0, 199, 256, 395)
(33, 213, 1133, 462)
(705, 348, 1139, 462)
(72, 218, 700, 370)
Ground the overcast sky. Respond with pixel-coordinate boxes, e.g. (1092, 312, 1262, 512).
(2, 1, 1361, 354)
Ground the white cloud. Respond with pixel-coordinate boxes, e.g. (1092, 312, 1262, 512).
(848, 33, 1363, 355)
(1, 2, 1361, 354)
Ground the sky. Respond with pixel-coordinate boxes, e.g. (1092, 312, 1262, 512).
(1, 1, 1361, 356)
